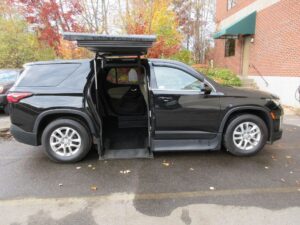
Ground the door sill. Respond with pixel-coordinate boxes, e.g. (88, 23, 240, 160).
(99, 148, 153, 160)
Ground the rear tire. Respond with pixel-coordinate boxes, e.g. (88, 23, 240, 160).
(224, 114, 268, 156)
(42, 119, 92, 163)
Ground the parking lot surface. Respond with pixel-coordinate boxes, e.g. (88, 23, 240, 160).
(0, 113, 300, 224)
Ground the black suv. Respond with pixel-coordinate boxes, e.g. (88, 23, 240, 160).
(8, 33, 283, 163)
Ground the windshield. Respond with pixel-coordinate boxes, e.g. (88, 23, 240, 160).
(0, 71, 18, 83)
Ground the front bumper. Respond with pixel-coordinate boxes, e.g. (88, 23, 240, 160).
(10, 124, 39, 146)
(269, 112, 283, 144)
(270, 129, 283, 143)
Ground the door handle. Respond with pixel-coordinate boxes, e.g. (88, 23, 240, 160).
(159, 96, 173, 102)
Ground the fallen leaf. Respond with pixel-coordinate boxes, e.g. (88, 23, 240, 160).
(90, 185, 97, 191)
(120, 170, 131, 174)
(209, 187, 215, 191)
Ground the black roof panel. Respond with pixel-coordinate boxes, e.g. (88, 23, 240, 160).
(63, 32, 157, 55)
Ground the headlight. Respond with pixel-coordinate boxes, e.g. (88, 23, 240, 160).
(0, 86, 3, 94)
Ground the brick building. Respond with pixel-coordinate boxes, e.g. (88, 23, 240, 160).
(213, 0, 300, 107)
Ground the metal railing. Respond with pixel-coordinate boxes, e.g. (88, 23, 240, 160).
(250, 64, 269, 87)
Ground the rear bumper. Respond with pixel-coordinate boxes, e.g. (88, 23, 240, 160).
(0, 94, 7, 106)
(10, 124, 39, 146)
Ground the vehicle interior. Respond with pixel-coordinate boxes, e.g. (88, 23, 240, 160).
(91, 58, 151, 158)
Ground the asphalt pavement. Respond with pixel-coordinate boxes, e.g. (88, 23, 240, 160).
(0, 112, 300, 225)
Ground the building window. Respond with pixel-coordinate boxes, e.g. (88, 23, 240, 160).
(227, 0, 237, 10)
(225, 39, 235, 57)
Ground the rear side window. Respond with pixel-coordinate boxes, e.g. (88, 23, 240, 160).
(16, 64, 80, 87)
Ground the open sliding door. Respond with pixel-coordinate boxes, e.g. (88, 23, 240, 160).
(63, 32, 156, 159)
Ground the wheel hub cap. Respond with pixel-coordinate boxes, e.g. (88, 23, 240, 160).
(49, 127, 82, 157)
(233, 122, 261, 151)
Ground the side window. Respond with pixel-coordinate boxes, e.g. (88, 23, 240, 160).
(153, 66, 204, 91)
(16, 64, 80, 87)
(106, 67, 142, 85)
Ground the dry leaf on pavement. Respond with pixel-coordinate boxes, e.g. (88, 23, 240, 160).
(120, 170, 131, 174)
(90, 185, 97, 191)
(162, 160, 170, 167)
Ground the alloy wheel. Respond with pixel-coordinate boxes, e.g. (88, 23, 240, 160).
(233, 122, 261, 151)
(49, 127, 82, 157)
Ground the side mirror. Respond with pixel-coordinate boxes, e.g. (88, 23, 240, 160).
(202, 84, 212, 95)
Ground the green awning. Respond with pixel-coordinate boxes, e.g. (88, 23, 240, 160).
(213, 12, 256, 39)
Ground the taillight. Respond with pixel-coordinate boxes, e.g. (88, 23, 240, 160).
(7, 92, 32, 103)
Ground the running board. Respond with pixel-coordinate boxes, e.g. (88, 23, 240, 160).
(99, 148, 153, 160)
(152, 136, 220, 152)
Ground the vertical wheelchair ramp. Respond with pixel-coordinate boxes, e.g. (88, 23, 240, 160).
(100, 128, 153, 160)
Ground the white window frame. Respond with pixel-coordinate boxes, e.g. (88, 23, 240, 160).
(227, 0, 237, 10)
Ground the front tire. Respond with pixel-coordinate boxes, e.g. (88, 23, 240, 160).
(42, 119, 92, 163)
(224, 114, 268, 156)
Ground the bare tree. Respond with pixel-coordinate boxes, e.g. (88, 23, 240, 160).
(173, 0, 215, 63)
(193, 0, 215, 64)
(79, 0, 110, 33)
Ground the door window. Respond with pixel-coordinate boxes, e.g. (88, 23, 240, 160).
(153, 66, 204, 91)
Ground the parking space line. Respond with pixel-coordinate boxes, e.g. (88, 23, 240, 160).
(1, 186, 299, 205)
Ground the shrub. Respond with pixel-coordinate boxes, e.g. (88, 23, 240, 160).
(196, 68, 242, 86)
(0, 18, 56, 68)
(168, 49, 195, 65)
